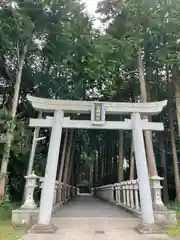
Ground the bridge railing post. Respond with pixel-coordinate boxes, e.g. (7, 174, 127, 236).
(129, 180, 135, 208)
(115, 179, 141, 215)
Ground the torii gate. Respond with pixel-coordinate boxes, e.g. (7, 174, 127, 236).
(27, 95, 167, 233)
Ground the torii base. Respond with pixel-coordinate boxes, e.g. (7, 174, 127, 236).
(29, 223, 57, 234)
(135, 224, 167, 234)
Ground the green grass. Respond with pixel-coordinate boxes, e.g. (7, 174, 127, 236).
(167, 203, 180, 237)
(0, 202, 27, 240)
(0, 220, 27, 240)
(168, 220, 180, 237)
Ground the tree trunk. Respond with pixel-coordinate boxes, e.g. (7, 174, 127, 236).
(57, 130, 68, 201)
(138, 50, 157, 177)
(95, 150, 98, 184)
(159, 132, 169, 204)
(129, 140, 135, 180)
(27, 112, 42, 176)
(67, 143, 76, 184)
(58, 130, 68, 183)
(0, 44, 27, 202)
(63, 130, 73, 200)
(119, 129, 124, 181)
(101, 142, 104, 180)
(167, 73, 180, 202)
(175, 79, 180, 138)
(89, 163, 93, 190)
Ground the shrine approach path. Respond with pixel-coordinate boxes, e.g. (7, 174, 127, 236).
(22, 195, 172, 240)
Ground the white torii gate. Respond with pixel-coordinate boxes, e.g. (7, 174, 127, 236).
(27, 95, 167, 233)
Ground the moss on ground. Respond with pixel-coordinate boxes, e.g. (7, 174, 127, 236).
(0, 220, 27, 240)
(167, 203, 180, 237)
(168, 220, 180, 237)
(0, 202, 27, 240)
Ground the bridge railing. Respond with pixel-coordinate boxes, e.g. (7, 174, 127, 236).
(39, 179, 76, 205)
(114, 180, 141, 215)
(95, 184, 114, 202)
(95, 180, 140, 216)
(40, 178, 62, 207)
(22, 175, 76, 211)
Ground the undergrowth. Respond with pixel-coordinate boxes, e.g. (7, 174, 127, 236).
(167, 202, 180, 237)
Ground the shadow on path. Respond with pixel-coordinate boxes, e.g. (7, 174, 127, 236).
(54, 195, 134, 218)
(22, 195, 172, 240)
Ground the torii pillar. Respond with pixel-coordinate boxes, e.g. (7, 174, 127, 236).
(27, 95, 168, 233)
(30, 110, 64, 233)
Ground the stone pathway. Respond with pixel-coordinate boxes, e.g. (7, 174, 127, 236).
(22, 195, 172, 240)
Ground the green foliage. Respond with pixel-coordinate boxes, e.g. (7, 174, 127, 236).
(0, 186, 12, 220)
(0, 0, 179, 203)
(168, 202, 180, 214)
(167, 203, 180, 236)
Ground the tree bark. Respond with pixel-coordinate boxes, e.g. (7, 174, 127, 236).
(0, 44, 27, 201)
(89, 163, 93, 190)
(57, 130, 68, 201)
(129, 140, 135, 180)
(119, 128, 124, 181)
(101, 142, 104, 180)
(62, 130, 73, 200)
(175, 79, 180, 138)
(159, 132, 169, 204)
(67, 143, 76, 184)
(138, 50, 157, 177)
(58, 130, 69, 183)
(167, 72, 180, 202)
(95, 150, 98, 184)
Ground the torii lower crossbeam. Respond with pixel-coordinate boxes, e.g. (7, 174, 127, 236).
(29, 118, 164, 131)
(27, 95, 167, 234)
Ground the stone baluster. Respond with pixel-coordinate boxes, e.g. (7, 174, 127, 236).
(72, 186, 74, 198)
(65, 184, 68, 201)
(117, 183, 121, 204)
(66, 185, 68, 200)
(130, 180, 135, 208)
(60, 182, 63, 202)
(111, 184, 114, 202)
(69, 185, 72, 199)
(134, 180, 140, 211)
(66, 185, 69, 200)
(114, 184, 118, 203)
(120, 183, 122, 203)
(71, 186, 73, 198)
(72, 186, 75, 197)
(66, 184, 69, 200)
(75, 186, 76, 196)
(115, 183, 121, 204)
(21, 171, 39, 209)
(122, 183, 126, 206)
(116, 184, 119, 204)
(53, 181, 59, 205)
(62, 184, 66, 201)
(63, 183, 66, 201)
(58, 182, 63, 202)
(126, 182, 130, 207)
(68, 185, 71, 199)
(39, 177, 44, 191)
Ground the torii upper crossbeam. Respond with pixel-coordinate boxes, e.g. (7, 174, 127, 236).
(27, 95, 167, 233)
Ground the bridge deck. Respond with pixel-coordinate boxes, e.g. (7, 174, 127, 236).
(54, 194, 133, 218)
(22, 195, 171, 240)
